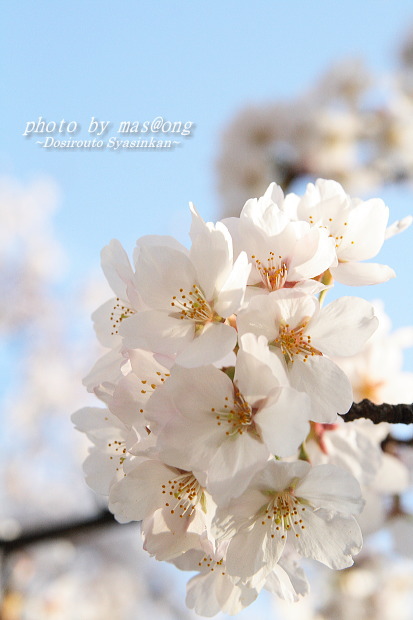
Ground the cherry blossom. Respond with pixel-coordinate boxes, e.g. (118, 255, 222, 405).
(306, 420, 381, 483)
(109, 459, 213, 561)
(171, 541, 259, 616)
(333, 301, 413, 406)
(119, 213, 250, 367)
(71, 406, 135, 496)
(145, 334, 311, 502)
(214, 460, 364, 586)
(92, 239, 143, 349)
(72, 179, 412, 617)
(106, 348, 171, 431)
(237, 289, 378, 421)
(222, 182, 336, 297)
(282, 179, 395, 286)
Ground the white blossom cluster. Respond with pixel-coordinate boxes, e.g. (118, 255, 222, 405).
(73, 178, 410, 616)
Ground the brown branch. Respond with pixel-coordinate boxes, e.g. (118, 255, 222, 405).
(0, 509, 120, 556)
(341, 399, 413, 425)
(1, 399, 412, 558)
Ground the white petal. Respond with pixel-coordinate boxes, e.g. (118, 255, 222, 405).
(373, 453, 409, 494)
(252, 459, 311, 494)
(264, 181, 285, 207)
(331, 261, 396, 286)
(293, 509, 362, 569)
(83, 449, 122, 495)
(289, 356, 353, 421)
(146, 365, 230, 429)
(226, 523, 284, 581)
(129, 347, 169, 379)
(101, 239, 135, 299)
(71, 406, 117, 435)
(175, 322, 237, 367)
(237, 299, 279, 343)
(265, 563, 303, 602)
(189, 202, 206, 240)
(214, 489, 273, 539)
(205, 433, 270, 503)
(385, 215, 413, 239)
(214, 251, 250, 317)
(241, 190, 289, 236)
(288, 227, 336, 281)
(311, 296, 378, 356)
(309, 423, 381, 486)
(295, 464, 364, 515)
(142, 509, 206, 561)
(108, 460, 176, 521)
(215, 574, 258, 615)
(186, 573, 221, 617)
(186, 570, 257, 617)
(235, 337, 287, 402)
(255, 388, 310, 457)
(110, 373, 147, 428)
(82, 348, 125, 392)
(91, 298, 123, 348)
(134, 233, 188, 259)
(238, 290, 319, 343)
(136, 243, 196, 309)
(189, 217, 233, 301)
(119, 310, 193, 355)
(278, 552, 309, 599)
(337, 199, 389, 261)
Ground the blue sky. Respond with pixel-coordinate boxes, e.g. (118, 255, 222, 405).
(3, 0, 413, 364)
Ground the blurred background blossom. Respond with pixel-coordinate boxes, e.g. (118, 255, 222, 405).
(217, 45, 413, 218)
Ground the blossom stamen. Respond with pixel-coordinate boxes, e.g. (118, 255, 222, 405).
(213, 386, 257, 437)
(197, 555, 225, 573)
(170, 284, 223, 327)
(259, 490, 310, 539)
(251, 252, 288, 291)
(161, 472, 204, 518)
(139, 371, 170, 395)
(272, 321, 322, 364)
(107, 438, 128, 472)
(110, 298, 136, 335)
